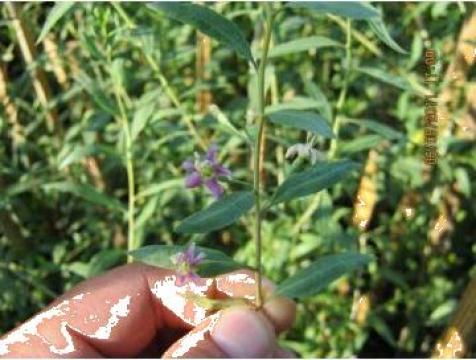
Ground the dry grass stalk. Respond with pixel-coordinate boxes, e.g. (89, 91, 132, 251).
(196, 31, 212, 114)
(352, 149, 379, 231)
(432, 279, 476, 358)
(43, 35, 69, 90)
(5, 2, 60, 134)
(438, 11, 476, 133)
(0, 64, 24, 147)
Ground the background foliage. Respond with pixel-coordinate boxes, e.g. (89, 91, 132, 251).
(1, 2, 475, 357)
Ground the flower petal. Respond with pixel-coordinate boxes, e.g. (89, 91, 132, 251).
(182, 160, 196, 172)
(185, 171, 203, 188)
(206, 144, 219, 163)
(213, 164, 231, 178)
(205, 178, 224, 199)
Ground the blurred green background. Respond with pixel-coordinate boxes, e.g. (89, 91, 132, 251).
(0, 2, 475, 357)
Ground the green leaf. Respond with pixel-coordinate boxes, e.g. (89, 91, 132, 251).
(357, 67, 411, 91)
(368, 18, 407, 54)
(130, 245, 244, 277)
(131, 102, 155, 141)
(76, 74, 119, 116)
(367, 313, 398, 347)
(43, 182, 124, 212)
(268, 110, 334, 138)
(265, 96, 323, 113)
(151, 2, 255, 67)
(272, 160, 358, 205)
(304, 81, 333, 121)
(340, 134, 383, 154)
(289, 2, 381, 20)
(176, 191, 254, 234)
(135, 196, 158, 230)
(88, 249, 125, 277)
(343, 118, 404, 140)
(136, 179, 184, 200)
(267, 36, 341, 58)
(57, 145, 119, 169)
(208, 105, 249, 142)
(37, 2, 75, 43)
(275, 252, 372, 298)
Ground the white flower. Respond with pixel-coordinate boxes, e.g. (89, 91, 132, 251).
(285, 143, 326, 165)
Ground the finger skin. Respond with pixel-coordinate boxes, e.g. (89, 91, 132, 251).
(0, 264, 212, 358)
(0, 265, 296, 358)
(162, 272, 297, 358)
(163, 307, 277, 358)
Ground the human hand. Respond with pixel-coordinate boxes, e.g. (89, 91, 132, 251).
(0, 263, 296, 358)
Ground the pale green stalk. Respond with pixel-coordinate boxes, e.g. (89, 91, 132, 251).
(253, 7, 273, 309)
(113, 86, 136, 262)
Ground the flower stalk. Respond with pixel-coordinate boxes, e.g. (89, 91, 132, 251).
(253, 7, 274, 309)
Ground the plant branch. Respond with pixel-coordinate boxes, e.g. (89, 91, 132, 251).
(253, 6, 273, 309)
(113, 85, 136, 262)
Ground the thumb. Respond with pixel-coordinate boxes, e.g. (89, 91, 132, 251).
(162, 306, 277, 358)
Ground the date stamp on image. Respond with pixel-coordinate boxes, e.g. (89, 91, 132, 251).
(423, 48, 439, 165)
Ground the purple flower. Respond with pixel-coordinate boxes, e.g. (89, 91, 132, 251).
(182, 144, 231, 199)
(173, 243, 206, 286)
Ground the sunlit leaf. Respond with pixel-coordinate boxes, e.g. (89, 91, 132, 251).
(357, 67, 412, 91)
(268, 110, 334, 138)
(267, 36, 341, 58)
(289, 2, 380, 20)
(343, 118, 405, 140)
(368, 18, 407, 54)
(176, 191, 254, 233)
(131, 102, 155, 140)
(276, 252, 372, 298)
(37, 2, 75, 43)
(340, 135, 383, 154)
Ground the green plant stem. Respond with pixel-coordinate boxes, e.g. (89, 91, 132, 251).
(253, 9, 273, 309)
(329, 18, 352, 159)
(113, 86, 136, 262)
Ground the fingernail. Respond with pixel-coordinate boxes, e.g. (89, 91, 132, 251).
(211, 307, 275, 358)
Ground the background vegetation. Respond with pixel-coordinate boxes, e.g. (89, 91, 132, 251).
(0, 2, 475, 357)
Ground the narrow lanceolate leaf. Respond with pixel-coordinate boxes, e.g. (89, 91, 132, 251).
(343, 118, 405, 140)
(129, 245, 244, 277)
(340, 135, 382, 154)
(268, 110, 334, 138)
(276, 252, 372, 298)
(42, 182, 125, 212)
(37, 2, 76, 43)
(176, 191, 254, 234)
(289, 2, 381, 20)
(131, 102, 155, 140)
(368, 18, 407, 54)
(272, 160, 358, 205)
(267, 36, 341, 58)
(357, 67, 411, 91)
(151, 2, 255, 67)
